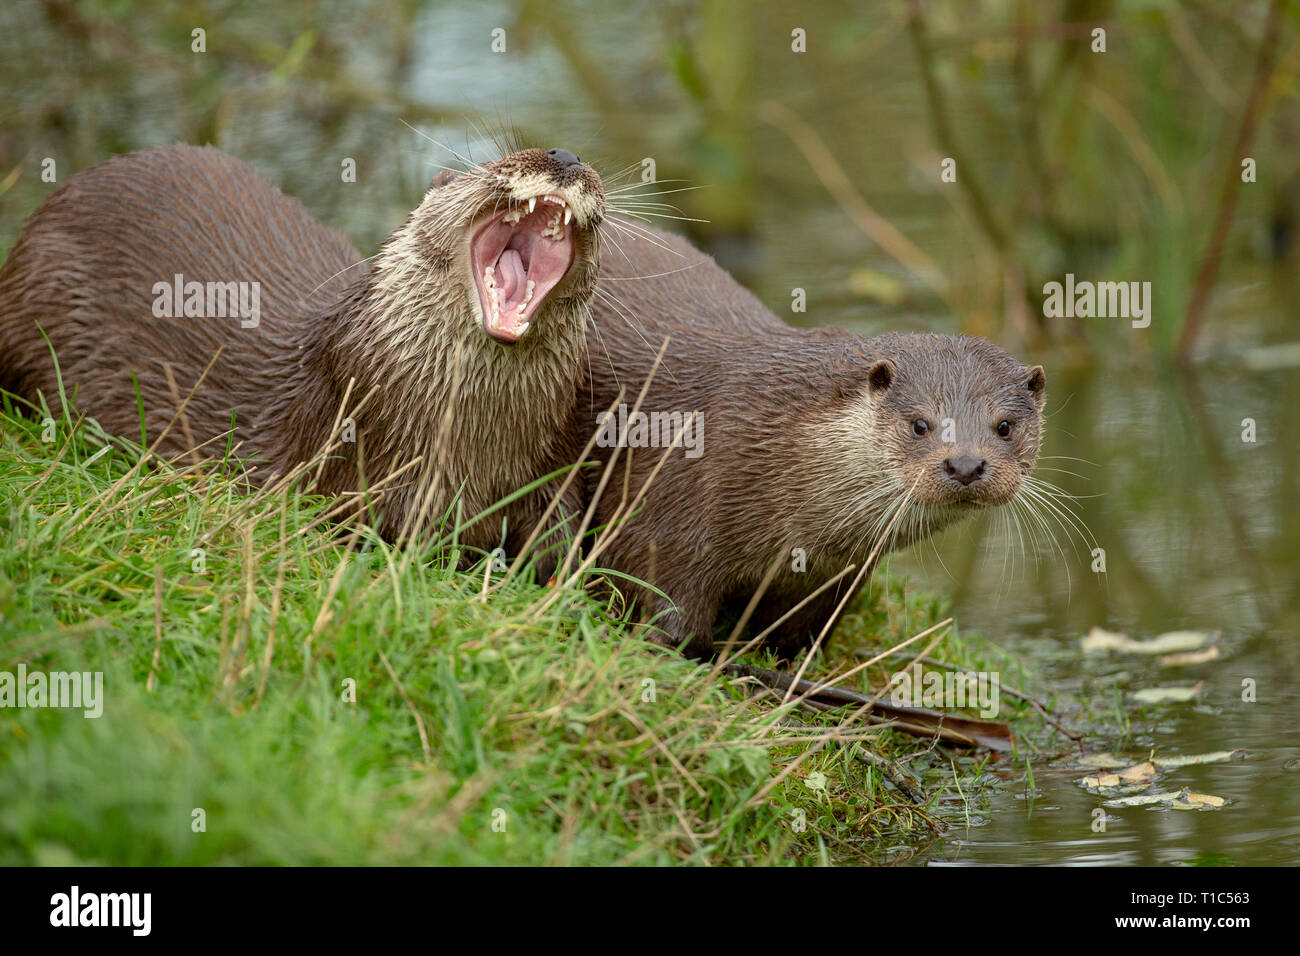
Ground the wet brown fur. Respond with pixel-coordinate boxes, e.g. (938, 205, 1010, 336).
(0, 143, 606, 561)
(582, 222, 1046, 658)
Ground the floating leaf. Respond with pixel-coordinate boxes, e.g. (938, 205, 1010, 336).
(1117, 761, 1158, 783)
(1243, 342, 1300, 370)
(1131, 681, 1204, 704)
(1079, 750, 1241, 777)
(1079, 626, 1130, 653)
(1152, 750, 1241, 768)
(1105, 788, 1226, 810)
(1105, 792, 1171, 807)
(1082, 761, 1158, 791)
(1081, 627, 1210, 655)
(1158, 646, 1220, 666)
(1075, 752, 1129, 769)
(1083, 772, 1122, 789)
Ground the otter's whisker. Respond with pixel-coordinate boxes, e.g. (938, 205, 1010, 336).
(604, 214, 686, 254)
(419, 162, 487, 183)
(594, 163, 671, 189)
(605, 179, 699, 194)
(606, 194, 706, 212)
(583, 302, 624, 395)
(1023, 488, 1075, 602)
(597, 222, 638, 267)
(608, 208, 710, 225)
(995, 499, 1015, 590)
(600, 264, 703, 282)
(599, 215, 675, 260)
(305, 252, 383, 301)
(608, 198, 687, 210)
(1016, 483, 1091, 600)
(1031, 465, 1092, 481)
(592, 286, 679, 385)
(1036, 454, 1099, 466)
(401, 119, 479, 170)
(1021, 476, 1099, 554)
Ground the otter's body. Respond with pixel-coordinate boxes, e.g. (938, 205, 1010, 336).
(581, 225, 1046, 658)
(0, 145, 351, 468)
(0, 144, 605, 555)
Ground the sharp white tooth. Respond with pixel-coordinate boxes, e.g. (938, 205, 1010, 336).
(563, 208, 572, 225)
(528, 197, 536, 214)
(516, 321, 529, 336)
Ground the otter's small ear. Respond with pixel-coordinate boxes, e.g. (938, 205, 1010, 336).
(429, 170, 458, 190)
(1026, 365, 1046, 406)
(867, 360, 894, 394)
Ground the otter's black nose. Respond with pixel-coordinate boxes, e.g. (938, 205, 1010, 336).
(547, 148, 582, 168)
(944, 456, 986, 485)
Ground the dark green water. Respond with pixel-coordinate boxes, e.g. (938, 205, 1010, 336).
(908, 358, 1300, 865)
(2, 0, 1296, 864)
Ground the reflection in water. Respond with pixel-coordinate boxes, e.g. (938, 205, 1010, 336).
(893, 360, 1300, 864)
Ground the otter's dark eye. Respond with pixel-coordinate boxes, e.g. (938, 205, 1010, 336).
(912, 419, 929, 438)
(996, 420, 1012, 439)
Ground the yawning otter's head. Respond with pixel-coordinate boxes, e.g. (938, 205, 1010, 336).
(381, 145, 605, 346)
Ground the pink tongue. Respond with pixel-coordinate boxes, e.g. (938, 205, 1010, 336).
(497, 249, 525, 303)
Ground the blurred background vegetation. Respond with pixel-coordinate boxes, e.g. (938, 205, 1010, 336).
(1, 0, 1298, 863)
(2, 0, 1297, 360)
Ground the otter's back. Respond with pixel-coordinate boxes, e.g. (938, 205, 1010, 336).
(0, 144, 360, 460)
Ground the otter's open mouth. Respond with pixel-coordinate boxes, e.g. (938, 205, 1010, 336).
(470, 194, 576, 344)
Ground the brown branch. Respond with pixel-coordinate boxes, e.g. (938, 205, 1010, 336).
(906, 0, 1014, 256)
(1178, 0, 1286, 363)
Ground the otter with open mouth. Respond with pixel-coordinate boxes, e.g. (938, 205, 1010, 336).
(0, 142, 605, 560)
(472, 187, 581, 343)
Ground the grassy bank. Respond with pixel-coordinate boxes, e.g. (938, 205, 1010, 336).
(0, 399, 1045, 865)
